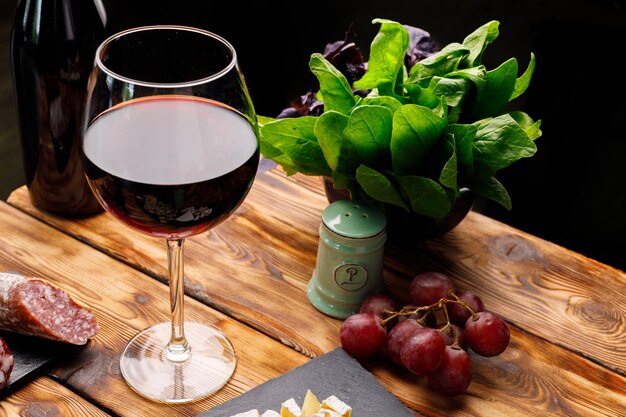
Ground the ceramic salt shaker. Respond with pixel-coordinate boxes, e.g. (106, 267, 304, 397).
(308, 200, 387, 319)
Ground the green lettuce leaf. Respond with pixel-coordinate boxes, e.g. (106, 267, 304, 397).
(353, 18, 409, 94)
(510, 53, 536, 101)
(309, 53, 357, 114)
(258, 141, 298, 175)
(472, 58, 519, 119)
(408, 43, 470, 85)
(314, 111, 359, 175)
(509, 111, 543, 141)
(390, 102, 447, 175)
(438, 134, 458, 192)
(447, 124, 477, 178)
(260, 117, 331, 176)
(396, 174, 451, 218)
(472, 114, 537, 178)
(470, 176, 512, 210)
(462, 20, 500, 66)
(361, 96, 404, 113)
(343, 105, 393, 165)
(426, 76, 471, 108)
(356, 165, 409, 210)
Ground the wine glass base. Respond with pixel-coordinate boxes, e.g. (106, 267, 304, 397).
(120, 322, 236, 403)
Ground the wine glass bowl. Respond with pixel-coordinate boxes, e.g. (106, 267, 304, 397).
(82, 26, 259, 403)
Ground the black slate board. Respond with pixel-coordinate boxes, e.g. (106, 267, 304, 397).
(0, 331, 78, 395)
(199, 348, 414, 417)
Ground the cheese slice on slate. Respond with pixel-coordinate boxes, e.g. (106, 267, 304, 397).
(261, 411, 281, 417)
(280, 397, 302, 417)
(320, 396, 352, 417)
(301, 389, 321, 417)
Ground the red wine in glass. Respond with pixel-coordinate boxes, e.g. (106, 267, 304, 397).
(82, 26, 260, 403)
(84, 96, 259, 238)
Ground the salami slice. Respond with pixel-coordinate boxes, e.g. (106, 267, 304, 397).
(0, 272, 99, 345)
(0, 336, 13, 389)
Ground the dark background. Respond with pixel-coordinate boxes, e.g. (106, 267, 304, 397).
(1, 0, 625, 271)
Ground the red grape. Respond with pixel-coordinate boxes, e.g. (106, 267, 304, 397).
(340, 313, 387, 359)
(437, 323, 468, 351)
(401, 327, 446, 375)
(360, 293, 398, 318)
(448, 290, 484, 326)
(410, 272, 454, 306)
(427, 346, 472, 396)
(465, 311, 510, 357)
(386, 319, 423, 366)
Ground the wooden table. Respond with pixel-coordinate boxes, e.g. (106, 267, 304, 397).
(1, 167, 625, 416)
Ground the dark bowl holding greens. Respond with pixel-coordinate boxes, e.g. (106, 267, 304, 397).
(259, 18, 541, 241)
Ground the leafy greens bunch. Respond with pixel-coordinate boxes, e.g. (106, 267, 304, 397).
(259, 19, 542, 219)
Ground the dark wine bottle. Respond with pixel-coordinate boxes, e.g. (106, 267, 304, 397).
(10, 0, 108, 216)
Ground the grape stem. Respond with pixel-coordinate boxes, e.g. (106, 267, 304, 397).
(380, 290, 479, 350)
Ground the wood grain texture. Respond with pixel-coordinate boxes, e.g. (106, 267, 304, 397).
(0, 201, 308, 415)
(390, 211, 626, 375)
(6, 170, 626, 416)
(366, 325, 626, 417)
(0, 375, 111, 417)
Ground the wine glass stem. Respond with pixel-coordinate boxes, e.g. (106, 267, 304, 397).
(165, 238, 191, 362)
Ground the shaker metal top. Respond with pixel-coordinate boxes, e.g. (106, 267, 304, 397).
(321, 200, 386, 239)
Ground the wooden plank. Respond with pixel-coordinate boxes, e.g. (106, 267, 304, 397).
(6, 178, 626, 416)
(0, 201, 309, 415)
(0, 375, 111, 416)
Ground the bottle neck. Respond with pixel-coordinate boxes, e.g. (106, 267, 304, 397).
(15, 0, 108, 46)
(13, 0, 108, 76)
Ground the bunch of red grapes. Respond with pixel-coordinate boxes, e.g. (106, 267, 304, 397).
(339, 271, 510, 396)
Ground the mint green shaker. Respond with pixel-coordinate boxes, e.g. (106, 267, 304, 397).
(308, 200, 387, 319)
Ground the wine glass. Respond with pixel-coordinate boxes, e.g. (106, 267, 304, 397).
(81, 25, 259, 403)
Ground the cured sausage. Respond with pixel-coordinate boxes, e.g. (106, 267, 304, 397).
(0, 336, 13, 389)
(0, 272, 98, 345)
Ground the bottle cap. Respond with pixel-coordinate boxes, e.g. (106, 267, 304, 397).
(321, 200, 386, 239)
